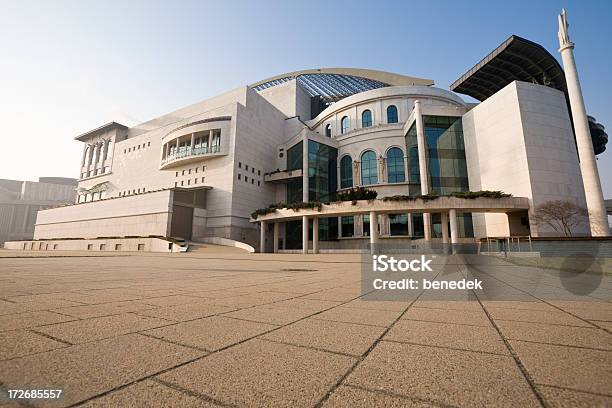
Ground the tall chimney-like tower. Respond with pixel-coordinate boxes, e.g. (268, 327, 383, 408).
(557, 9, 609, 236)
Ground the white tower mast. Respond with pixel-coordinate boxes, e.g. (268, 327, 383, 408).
(557, 9, 609, 236)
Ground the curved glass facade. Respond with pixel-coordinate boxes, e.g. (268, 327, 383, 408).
(253, 73, 389, 103)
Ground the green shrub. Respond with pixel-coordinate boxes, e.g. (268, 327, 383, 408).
(337, 187, 378, 201)
(450, 190, 511, 199)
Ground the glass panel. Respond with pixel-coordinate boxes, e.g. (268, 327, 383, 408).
(341, 117, 349, 134)
(362, 110, 372, 128)
(340, 155, 353, 189)
(386, 147, 405, 183)
(341, 216, 354, 237)
(308, 140, 338, 202)
(286, 142, 303, 171)
(389, 214, 408, 236)
(360, 151, 378, 185)
(387, 105, 398, 123)
(363, 214, 370, 237)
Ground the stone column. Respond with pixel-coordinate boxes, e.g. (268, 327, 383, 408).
(353, 161, 360, 187)
(441, 212, 449, 244)
(81, 146, 88, 167)
(259, 221, 266, 253)
(407, 213, 414, 237)
(414, 100, 431, 240)
(302, 136, 309, 202)
(449, 209, 458, 254)
(302, 215, 309, 254)
(273, 222, 279, 253)
(369, 211, 378, 254)
(312, 217, 319, 254)
(558, 9, 608, 236)
(102, 139, 108, 162)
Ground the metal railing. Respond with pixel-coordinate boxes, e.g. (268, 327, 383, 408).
(161, 144, 221, 165)
(481, 235, 532, 255)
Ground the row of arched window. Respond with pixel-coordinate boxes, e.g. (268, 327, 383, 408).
(325, 105, 399, 137)
(340, 147, 406, 188)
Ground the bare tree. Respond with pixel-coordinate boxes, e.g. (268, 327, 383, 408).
(533, 200, 588, 237)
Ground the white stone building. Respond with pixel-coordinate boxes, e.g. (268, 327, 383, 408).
(0, 177, 76, 244)
(11, 36, 609, 252)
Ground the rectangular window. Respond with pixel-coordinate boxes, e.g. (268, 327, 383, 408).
(238, 174, 241, 180)
(341, 216, 354, 237)
(363, 215, 370, 237)
(238, 162, 242, 168)
(251, 179, 254, 184)
(148, 142, 150, 147)
(245, 176, 248, 182)
(245, 165, 249, 171)
(53, 244, 58, 250)
(138, 243, 145, 251)
(99, 244, 106, 251)
(87, 244, 93, 250)
(252, 168, 255, 174)
(115, 244, 121, 251)
(389, 214, 409, 236)
(258, 170, 261, 176)
(201, 177, 205, 183)
(257, 181, 260, 186)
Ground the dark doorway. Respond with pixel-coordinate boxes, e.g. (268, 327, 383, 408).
(170, 205, 193, 240)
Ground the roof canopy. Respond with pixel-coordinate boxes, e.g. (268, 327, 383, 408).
(450, 35, 566, 101)
(451, 35, 606, 154)
(75, 121, 127, 141)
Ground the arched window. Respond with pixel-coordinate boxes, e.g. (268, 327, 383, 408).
(386, 147, 405, 183)
(361, 150, 378, 185)
(340, 155, 353, 189)
(361, 110, 372, 128)
(387, 105, 398, 123)
(341, 116, 349, 134)
(325, 124, 332, 137)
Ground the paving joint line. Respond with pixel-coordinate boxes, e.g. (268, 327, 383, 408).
(343, 383, 461, 408)
(380, 338, 510, 357)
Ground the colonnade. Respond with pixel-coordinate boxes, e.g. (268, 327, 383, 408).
(259, 208, 461, 255)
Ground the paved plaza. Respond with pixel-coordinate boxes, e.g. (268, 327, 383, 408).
(0, 247, 611, 407)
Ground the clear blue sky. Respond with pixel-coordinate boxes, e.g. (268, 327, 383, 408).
(1, 0, 611, 195)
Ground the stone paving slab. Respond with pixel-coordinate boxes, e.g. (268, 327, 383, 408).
(509, 340, 612, 395)
(495, 319, 612, 350)
(401, 306, 492, 327)
(0, 310, 77, 332)
(262, 318, 386, 356)
(143, 316, 277, 351)
(158, 338, 356, 408)
(313, 306, 402, 327)
(0, 330, 68, 360)
(78, 379, 219, 408)
(385, 319, 509, 355)
(322, 385, 435, 407)
(34, 313, 171, 344)
(345, 341, 541, 407)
